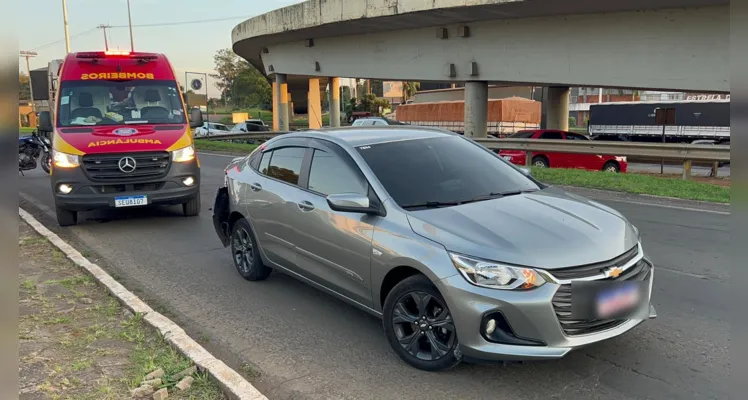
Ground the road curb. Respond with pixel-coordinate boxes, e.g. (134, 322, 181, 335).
(18, 207, 268, 400)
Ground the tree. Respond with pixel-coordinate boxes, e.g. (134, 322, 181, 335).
(19, 72, 30, 101)
(211, 48, 271, 109)
(402, 81, 420, 102)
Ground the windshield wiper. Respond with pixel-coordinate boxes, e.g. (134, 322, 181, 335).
(461, 189, 539, 205)
(401, 201, 462, 210)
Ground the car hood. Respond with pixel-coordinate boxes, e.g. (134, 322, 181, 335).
(405, 187, 639, 270)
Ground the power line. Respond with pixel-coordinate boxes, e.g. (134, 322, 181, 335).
(31, 27, 99, 51)
(29, 14, 256, 52)
(110, 15, 256, 28)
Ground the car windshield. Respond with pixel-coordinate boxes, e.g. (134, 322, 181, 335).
(357, 136, 541, 208)
(57, 80, 186, 127)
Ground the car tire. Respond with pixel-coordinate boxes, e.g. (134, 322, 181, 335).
(602, 161, 620, 173)
(55, 206, 77, 227)
(182, 194, 200, 217)
(230, 218, 271, 281)
(531, 156, 549, 168)
(383, 274, 461, 371)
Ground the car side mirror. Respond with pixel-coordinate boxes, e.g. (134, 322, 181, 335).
(327, 193, 378, 214)
(38, 111, 53, 133)
(518, 167, 532, 176)
(189, 108, 203, 129)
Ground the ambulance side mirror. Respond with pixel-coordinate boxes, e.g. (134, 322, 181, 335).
(38, 111, 53, 133)
(189, 108, 203, 129)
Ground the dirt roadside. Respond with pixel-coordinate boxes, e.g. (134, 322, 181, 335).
(18, 219, 226, 400)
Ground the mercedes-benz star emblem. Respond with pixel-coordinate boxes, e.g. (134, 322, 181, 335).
(118, 157, 137, 173)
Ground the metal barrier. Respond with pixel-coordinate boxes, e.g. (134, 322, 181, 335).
(197, 131, 730, 179)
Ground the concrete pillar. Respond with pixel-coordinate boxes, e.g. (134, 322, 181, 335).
(464, 81, 488, 138)
(272, 82, 279, 131)
(330, 77, 341, 127)
(276, 74, 289, 131)
(546, 86, 570, 131)
(308, 78, 322, 129)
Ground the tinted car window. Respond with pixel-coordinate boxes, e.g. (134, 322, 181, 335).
(539, 131, 563, 140)
(308, 149, 368, 196)
(565, 132, 589, 140)
(508, 131, 536, 138)
(258, 151, 271, 174)
(357, 136, 541, 208)
(266, 147, 306, 185)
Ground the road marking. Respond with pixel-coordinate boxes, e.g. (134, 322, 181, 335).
(198, 151, 242, 158)
(18, 207, 269, 400)
(655, 266, 712, 280)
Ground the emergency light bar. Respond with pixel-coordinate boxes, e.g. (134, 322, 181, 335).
(76, 51, 158, 60)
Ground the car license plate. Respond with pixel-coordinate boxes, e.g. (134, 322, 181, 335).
(114, 195, 147, 208)
(595, 282, 640, 319)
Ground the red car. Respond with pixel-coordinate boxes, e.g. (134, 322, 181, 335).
(498, 130, 628, 173)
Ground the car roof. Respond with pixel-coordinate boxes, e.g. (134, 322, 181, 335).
(287, 126, 455, 148)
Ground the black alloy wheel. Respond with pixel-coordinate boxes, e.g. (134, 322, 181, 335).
(230, 218, 271, 281)
(383, 275, 461, 371)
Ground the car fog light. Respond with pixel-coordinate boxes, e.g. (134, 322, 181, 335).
(485, 319, 497, 335)
(182, 177, 195, 186)
(58, 184, 73, 194)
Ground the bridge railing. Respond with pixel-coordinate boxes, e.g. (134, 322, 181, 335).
(196, 132, 730, 179)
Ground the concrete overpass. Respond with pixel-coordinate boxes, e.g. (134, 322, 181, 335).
(232, 0, 729, 134)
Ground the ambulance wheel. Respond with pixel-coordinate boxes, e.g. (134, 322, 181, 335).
(55, 206, 77, 227)
(183, 195, 200, 217)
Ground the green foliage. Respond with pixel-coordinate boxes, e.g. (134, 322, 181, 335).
(211, 49, 272, 109)
(568, 116, 577, 127)
(403, 81, 420, 101)
(19, 72, 30, 101)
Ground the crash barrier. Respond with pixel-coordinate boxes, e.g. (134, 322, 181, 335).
(197, 131, 730, 180)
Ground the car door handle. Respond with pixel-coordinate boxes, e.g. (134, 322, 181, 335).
(249, 183, 262, 192)
(297, 200, 315, 212)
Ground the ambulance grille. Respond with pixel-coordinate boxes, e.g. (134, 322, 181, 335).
(81, 152, 171, 181)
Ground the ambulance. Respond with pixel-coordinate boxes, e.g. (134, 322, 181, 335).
(38, 51, 204, 226)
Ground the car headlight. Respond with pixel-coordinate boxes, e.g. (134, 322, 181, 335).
(52, 150, 79, 168)
(616, 156, 627, 162)
(449, 253, 546, 290)
(172, 144, 195, 162)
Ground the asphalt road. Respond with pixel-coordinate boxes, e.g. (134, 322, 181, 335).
(19, 154, 729, 400)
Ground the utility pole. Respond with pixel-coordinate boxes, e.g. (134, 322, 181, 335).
(61, 0, 71, 53)
(20, 51, 38, 113)
(126, 0, 135, 51)
(98, 24, 111, 50)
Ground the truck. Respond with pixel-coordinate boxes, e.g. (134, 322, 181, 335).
(588, 99, 730, 143)
(36, 50, 204, 226)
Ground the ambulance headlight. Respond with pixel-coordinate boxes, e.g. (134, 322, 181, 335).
(172, 144, 195, 162)
(52, 150, 80, 168)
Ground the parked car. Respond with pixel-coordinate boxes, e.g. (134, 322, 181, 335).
(351, 117, 408, 126)
(499, 130, 628, 173)
(193, 122, 230, 137)
(231, 119, 270, 133)
(212, 127, 655, 371)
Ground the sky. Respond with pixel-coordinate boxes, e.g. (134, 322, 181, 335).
(18, 0, 305, 98)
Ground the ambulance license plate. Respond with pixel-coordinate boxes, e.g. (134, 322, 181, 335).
(114, 195, 147, 208)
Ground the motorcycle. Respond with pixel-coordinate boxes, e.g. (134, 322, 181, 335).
(19, 130, 52, 174)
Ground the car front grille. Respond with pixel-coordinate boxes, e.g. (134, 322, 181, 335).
(551, 255, 651, 336)
(550, 245, 639, 281)
(81, 152, 171, 182)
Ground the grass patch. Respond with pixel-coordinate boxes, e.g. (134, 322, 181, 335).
(44, 275, 93, 289)
(194, 140, 258, 155)
(20, 127, 35, 134)
(21, 237, 47, 246)
(533, 167, 730, 203)
(21, 279, 36, 291)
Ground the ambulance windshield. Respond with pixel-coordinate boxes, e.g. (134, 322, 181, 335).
(56, 80, 187, 127)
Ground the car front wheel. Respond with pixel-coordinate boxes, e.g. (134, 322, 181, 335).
(383, 274, 461, 371)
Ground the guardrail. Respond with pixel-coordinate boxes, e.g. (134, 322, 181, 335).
(197, 131, 730, 179)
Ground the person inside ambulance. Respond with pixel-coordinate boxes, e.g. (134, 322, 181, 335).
(108, 84, 135, 113)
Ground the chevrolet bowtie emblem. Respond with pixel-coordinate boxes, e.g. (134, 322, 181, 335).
(606, 266, 623, 278)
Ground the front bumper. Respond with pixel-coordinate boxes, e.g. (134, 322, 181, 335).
(434, 259, 655, 362)
(51, 158, 200, 211)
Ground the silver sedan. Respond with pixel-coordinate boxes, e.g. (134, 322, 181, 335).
(212, 127, 656, 371)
